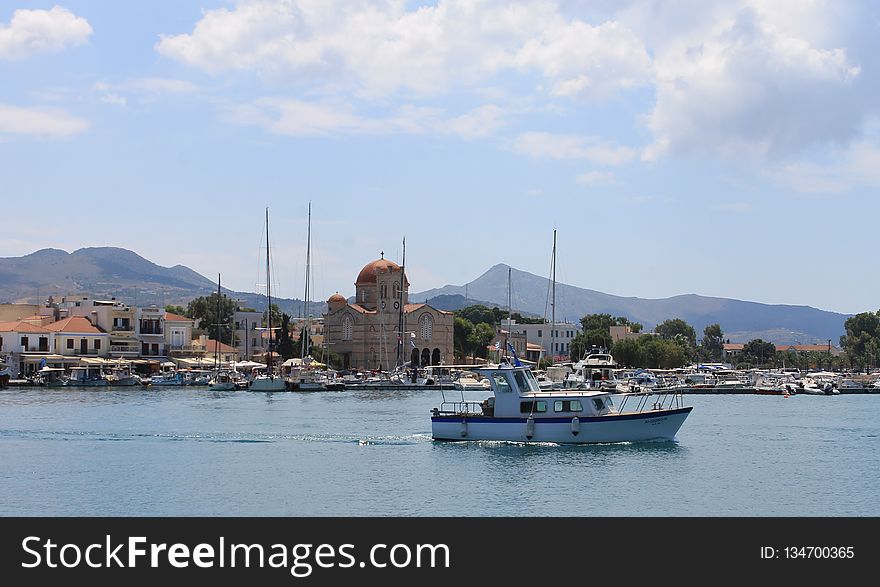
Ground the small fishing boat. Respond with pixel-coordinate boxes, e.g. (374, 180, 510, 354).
(431, 363, 692, 444)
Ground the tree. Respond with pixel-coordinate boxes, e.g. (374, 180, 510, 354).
(276, 313, 295, 360)
(455, 304, 504, 327)
(611, 338, 642, 367)
(654, 318, 697, 346)
(510, 312, 545, 324)
(186, 293, 236, 344)
(454, 317, 475, 362)
(164, 305, 187, 316)
(841, 311, 880, 368)
(467, 323, 496, 361)
(263, 303, 282, 329)
(700, 323, 724, 362)
(742, 339, 776, 367)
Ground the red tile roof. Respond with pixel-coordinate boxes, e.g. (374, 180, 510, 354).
(164, 312, 191, 322)
(204, 339, 237, 353)
(44, 316, 104, 334)
(0, 320, 51, 333)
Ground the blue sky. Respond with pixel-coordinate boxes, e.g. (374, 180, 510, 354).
(2, 1, 879, 314)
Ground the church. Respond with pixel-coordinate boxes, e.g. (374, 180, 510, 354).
(323, 254, 454, 371)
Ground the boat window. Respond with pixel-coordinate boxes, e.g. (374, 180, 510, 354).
(520, 401, 547, 413)
(553, 400, 584, 412)
(521, 369, 542, 392)
(592, 398, 605, 411)
(493, 373, 511, 392)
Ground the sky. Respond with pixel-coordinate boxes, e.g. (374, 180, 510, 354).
(1, 1, 879, 315)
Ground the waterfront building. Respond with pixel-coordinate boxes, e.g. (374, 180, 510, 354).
(323, 254, 454, 371)
(610, 325, 643, 344)
(233, 308, 267, 360)
(137, 306, 166, 359)
(501, 319, 582, 361)
(0, 320, 55, 377)
(59, 297, 139, 359)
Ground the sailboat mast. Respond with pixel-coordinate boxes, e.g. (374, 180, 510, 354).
(396, 237, 406, 367)
(505, 266, 511, 362)
(215, 273, 221, 371)
(551, 229, 556, 364)
(265, 207, 273, 372)
(302, 202, 312, 361)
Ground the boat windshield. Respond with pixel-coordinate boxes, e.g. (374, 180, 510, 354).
(513, 369, 541, 393)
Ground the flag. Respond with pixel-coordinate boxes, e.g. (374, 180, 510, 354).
(411, 339, 416, 349)
(507, 342, 522, 367)
(494, 341, 501, 351)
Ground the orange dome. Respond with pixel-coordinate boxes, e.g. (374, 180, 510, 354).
(327, 292, 346, 304)
(355, 256, 402, 286)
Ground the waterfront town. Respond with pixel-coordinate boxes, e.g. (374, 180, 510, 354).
(1, 252, 878, 394)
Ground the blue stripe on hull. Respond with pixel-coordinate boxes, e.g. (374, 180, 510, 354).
(431, 406, 692, 424)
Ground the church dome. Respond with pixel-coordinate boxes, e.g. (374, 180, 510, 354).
(355, 255, 402, 286)
(327, 292, 347, 304)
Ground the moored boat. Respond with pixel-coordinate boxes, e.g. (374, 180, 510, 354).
(431, 363, 692, 444)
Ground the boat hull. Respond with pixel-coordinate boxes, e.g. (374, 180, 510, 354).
(431, 407, 692, 443)
(247, 376, 287, 392)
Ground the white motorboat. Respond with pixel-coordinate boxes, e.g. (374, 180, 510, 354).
(563, 349, 617, 389)
(431, 363, 692, 444)
(208, 370, 239, 391)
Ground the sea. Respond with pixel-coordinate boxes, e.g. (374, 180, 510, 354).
(1, 386, 878, 517)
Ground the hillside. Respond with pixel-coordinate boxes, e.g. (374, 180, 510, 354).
(413, 264, 850, 345)
(0, 247, 322, 317)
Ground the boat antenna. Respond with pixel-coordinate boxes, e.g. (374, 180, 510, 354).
(505, 266, 511, 363)
(215, 273, 221, 372)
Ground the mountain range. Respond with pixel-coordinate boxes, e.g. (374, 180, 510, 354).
(0, 249, 849, 344)
(411, 264, 850, 345)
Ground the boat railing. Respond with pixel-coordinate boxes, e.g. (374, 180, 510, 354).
(616, 387, 686, 413)
(435, 400, 484, 416)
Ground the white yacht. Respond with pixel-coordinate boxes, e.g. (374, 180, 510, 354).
(431, 363, 692, 444)
(563, 350, 617, 389)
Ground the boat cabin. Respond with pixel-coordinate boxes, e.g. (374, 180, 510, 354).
(439, 364, 615, 419)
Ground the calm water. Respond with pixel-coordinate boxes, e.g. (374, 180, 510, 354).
(1, 386, 878, 516)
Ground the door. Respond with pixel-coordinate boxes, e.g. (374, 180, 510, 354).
(80, 339, 88, 355)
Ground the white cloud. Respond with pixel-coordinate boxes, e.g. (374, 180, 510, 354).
(155, 0, 651, 100)
(0, 6, 92, 60)
(513, 132, 637, 166)
(0, 102, 89, 137)
(643, 1, 868, 159)
(100, 93, 127, 107)
(767, 140, 880, 193)
(576, 171, 616, 186)
(223, 97, 508, 139)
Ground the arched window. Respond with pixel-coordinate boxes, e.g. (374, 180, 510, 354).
(421, 348, 430, 366)
(411, 348, 420, 365)
(392, 283, 399, 300)
(380, 283, 387, 299)
(419, 313, 433, 340)
(342, 315, 353, 341)
(432, 348, 441, 365)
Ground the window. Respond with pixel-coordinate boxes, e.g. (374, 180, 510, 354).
(67, 339, 74, 349)
(94, 339, 101, 350)
(419, 314, 433, 340)
(554, 400, 583, 412)
(21, 336, 28, 348)
(380, 284, 387, 299)
(392, 283, 399, 300)
(538, 330, 542, 338)
(592, 398, 605, 411)
(342, 315, 353, 341)
(252, 338, 257, 348)
(493, 373, 511, 392)
(520, 401, 548, 413)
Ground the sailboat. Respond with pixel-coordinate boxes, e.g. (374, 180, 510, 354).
(294, 202, 331, 391)
(208, 273, 238, 391)
(248, 208, 288, 391)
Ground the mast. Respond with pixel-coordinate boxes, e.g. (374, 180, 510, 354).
(265, 207, 273, 374)
(396, 237, 406, 368)
(215, 273, 221, 371)
(551, 229, 556, 364)
(505, 266, 511, 362)
(301, 202, 311, 361)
